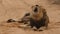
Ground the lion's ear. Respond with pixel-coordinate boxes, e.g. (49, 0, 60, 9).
(42, 8, 47, 15)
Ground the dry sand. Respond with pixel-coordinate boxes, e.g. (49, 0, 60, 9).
(0, 0, 60, 34)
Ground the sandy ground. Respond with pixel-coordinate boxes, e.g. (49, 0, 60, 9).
(0, 0, 60, 34)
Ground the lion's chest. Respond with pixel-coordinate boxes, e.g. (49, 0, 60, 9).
(31, 12, 43, 21)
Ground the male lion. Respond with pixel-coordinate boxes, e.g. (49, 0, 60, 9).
(19, 5, 49, 31)
(29, 5, 49, 31)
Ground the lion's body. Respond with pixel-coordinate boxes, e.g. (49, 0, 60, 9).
(29, 5, 49, 30)
(19, 5, 49, 30)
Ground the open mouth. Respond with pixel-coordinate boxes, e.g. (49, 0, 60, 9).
(33, 5, 39, 13)
(34, 7, 38, 13)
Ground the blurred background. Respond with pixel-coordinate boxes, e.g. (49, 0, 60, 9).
(0, 0, 60, 34)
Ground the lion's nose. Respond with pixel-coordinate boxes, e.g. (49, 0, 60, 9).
(36, 5, 38, 6)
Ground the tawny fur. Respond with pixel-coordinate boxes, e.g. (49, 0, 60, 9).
(29, 5, 49, 30)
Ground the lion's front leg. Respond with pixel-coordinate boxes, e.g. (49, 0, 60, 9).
(44, 16, 49, 30)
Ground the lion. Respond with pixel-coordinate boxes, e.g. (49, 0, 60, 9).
(14, 5, 49, 31)
(29, 5, 49, 31)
